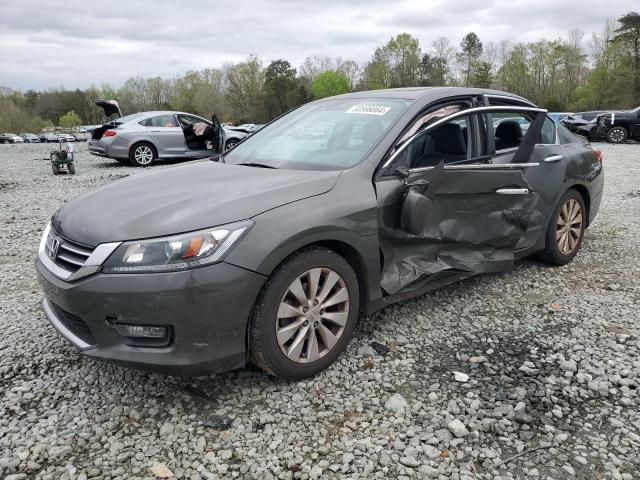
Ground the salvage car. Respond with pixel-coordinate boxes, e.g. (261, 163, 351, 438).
(0, 133, 24, 143)
(21, 133, 41, 143)
(56, 133, 75, 142)
(36, 87, 604, 380)
(593, 107, 640, 143)
(89, 100, 226, 166)
(40, 133, 58, 143)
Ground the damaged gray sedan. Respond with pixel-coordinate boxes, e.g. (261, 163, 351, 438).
(37, 87, 604, 380)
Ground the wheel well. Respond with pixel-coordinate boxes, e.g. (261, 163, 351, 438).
(243, 239, 370, 361)
(570, 184, 591, 227)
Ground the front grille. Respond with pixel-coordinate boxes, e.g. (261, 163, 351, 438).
(45, 230, 95, 274)
(50, 302, 96, 346)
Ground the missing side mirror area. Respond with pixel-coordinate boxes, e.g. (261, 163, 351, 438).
(401, 188, 432, 235)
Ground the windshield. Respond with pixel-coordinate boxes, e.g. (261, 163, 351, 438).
(224, 98, 408, 170)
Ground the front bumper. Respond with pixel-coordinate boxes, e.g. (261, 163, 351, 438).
(36, 259, 266, 376)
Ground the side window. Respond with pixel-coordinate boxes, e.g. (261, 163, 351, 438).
(540, 116, 557, 144)
(490, 112, 531, 152)
(138, 118, 151, 127)
(149, 115, 178, 128)
(407, 115, 472, 169)
(179, 115, 206, 127)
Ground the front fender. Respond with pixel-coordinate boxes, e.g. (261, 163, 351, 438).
(224, 185, 382, 309)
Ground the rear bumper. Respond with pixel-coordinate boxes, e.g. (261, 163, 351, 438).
(88, 140, 129, 160)
(36, 259, 267, 376)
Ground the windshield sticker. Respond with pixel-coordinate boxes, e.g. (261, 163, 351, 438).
(346, 105, 392, 116)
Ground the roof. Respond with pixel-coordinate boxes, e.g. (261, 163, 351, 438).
(323, 87, 535, 105)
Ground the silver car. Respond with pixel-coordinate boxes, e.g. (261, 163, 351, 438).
(88, 100, 227, 167)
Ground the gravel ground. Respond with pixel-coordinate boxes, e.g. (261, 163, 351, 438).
(0, 142, 638, 480)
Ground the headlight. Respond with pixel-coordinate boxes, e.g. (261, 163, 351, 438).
(102, 220, 253, 273)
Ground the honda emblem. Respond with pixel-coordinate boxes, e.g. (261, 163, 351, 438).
(50, 238, 60, 259)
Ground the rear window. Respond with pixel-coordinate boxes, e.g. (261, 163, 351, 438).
(117, 113, 145, 123)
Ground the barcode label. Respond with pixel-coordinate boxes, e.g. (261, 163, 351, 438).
(346, 105, 392, 116)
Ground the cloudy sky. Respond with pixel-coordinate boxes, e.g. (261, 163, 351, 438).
(0, 0, 635, 90)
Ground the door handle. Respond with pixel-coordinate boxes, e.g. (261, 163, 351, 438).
(496, 188, 530, 195)
(544, 154, 563, 164)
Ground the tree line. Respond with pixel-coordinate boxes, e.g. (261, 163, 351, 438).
(1, 12, 639, 133)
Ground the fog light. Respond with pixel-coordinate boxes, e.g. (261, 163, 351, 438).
(114, 324, 168, 338)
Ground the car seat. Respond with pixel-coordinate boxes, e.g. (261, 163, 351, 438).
(495, 120, 523, 150)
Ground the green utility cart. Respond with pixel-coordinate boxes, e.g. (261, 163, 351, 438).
(50, 141, 76, 175)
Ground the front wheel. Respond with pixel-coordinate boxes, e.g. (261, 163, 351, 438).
(224, 139, 239, 151)
(541, 189, 586, 265)
(606, 126, 627, 144)
(129, 142, 156, 167)
(249, 248, 359, 380)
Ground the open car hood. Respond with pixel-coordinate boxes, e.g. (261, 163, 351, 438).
(95, 99, 122, 119)
(52, 161, 341, 246)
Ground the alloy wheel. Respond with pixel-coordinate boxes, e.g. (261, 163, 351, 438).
(608, 127, 625, 143)
(134, 145, 153, 165)
(556, 198, 583, 255)
(276, 267, 350, 364)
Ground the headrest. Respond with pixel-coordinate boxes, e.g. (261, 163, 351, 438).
(495, 120, 523, 141)
(435, 123, 467, 155)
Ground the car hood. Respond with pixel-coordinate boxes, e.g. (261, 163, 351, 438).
(52, 161, 341, 246)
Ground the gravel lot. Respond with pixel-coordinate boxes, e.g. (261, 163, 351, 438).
(0, 142, 638, 480)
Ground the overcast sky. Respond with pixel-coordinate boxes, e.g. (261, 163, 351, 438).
(0, 0, 635, 91)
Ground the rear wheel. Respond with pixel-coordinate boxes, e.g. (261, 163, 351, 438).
(51, 164, 59, 175)
(606, 126, 627, 144)
(250, 248, 359, 380)
(129, 142, 156, 167)
(540, 189, 586, 265)
(68, 163, 76, 174)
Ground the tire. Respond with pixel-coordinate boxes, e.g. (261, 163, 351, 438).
(224, 139, 239, 151)
(250, 248, 360, 380)
(606, 126, 627, 144)
(51, 164, 59, 175)
(129, 142, 156, 167)
(540, 189, 586, 265)
(68, 163, 76, 174)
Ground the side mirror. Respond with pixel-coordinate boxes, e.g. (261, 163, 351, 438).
(401, 188, 432, 235)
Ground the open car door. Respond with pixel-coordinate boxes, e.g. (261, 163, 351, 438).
(375, 106, 548, 297)
(212, 114, 225, 152)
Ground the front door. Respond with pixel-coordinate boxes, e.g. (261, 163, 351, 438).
(375, 107, 547, 296)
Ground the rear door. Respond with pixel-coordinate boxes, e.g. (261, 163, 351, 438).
(145, 114, 186, 156)
(375, 106, 548, 296)
(485, 108, 564, 249)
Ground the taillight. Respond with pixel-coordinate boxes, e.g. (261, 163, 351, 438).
(593, 148, 603, 165)
(103, 130, 117, 137)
